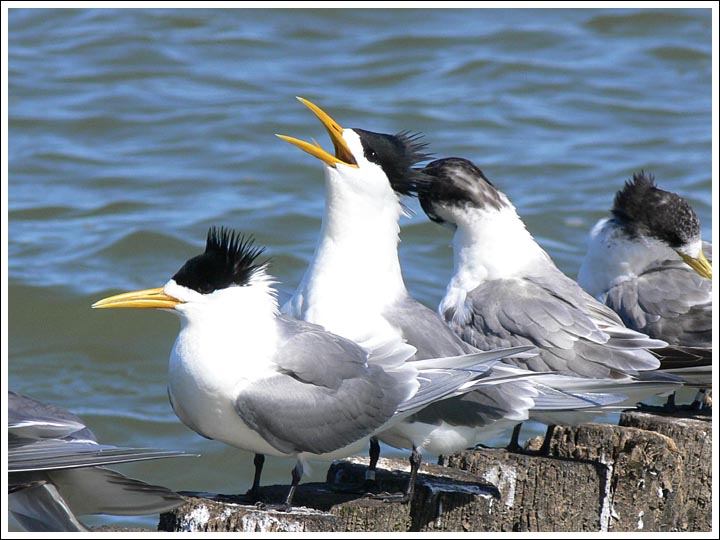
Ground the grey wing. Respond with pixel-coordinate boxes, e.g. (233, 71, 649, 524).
(383, 296, 477, 360)
(9, 438, 188, 473)
(9, 391, 93, 442)
(605, 261, 712, 347)
(9, 390, 189, 472)
(234, 319, 410, 455)
(410, 380, 536, 427)
(10, 468, 184, 532)
(9, 480, 88, 532)
(48, 467, 185, 516)
(447, 274, 659, 378)
(383, 297, 541, 428)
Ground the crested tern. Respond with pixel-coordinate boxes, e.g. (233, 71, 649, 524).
(9, 390, 187, 532)
(415, 158, 679, 450)
(276, 98, 596, 497)
(578, 171, 712, 407)
(92, 227, 530, 508)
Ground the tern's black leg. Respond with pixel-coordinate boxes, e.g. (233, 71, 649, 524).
(506, 423, 524, 453)
(331, 438, 382, 495)
(664, 391, 677, 411)
(371, 446, 421, 504)
(538, 424, 556, 456)
(245, 454, 265, 502)
(691, 389, 709, 410)
(404, 446, 421, 502)
(365, 438, 380, 485)
(280, 461, 303, 511)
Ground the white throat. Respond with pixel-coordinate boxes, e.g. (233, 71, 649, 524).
(439, 204, 548, 318)
(165, 275, 280, 435)
(285, 149, 409, 342)
(578, 218, 683, 299)
(450, 204, 546, 286)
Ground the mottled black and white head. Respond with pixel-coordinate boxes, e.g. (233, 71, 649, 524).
(417, 157, 511, 229)
(277, 97, 432, 208)
(92, 227, 278, 320)
(578, 172, 711, 297)
(417, 157, 549, 281)
(611, 172, 710, 278)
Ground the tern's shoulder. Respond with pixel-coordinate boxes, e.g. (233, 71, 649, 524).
(9, 391, 94, 442)
(446, 272, 661, 377)
(235, 317, 410, 456)
(383, 296, 477, 359)
(273, 314, 374, 382)
(457, 268, 623, 332)
(605, 257, 712, 347)
(452, 274, 606, 351)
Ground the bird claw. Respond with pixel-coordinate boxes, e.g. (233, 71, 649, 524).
(332, 478, 379, 495)
(505, 442, 525, 453)
(268, 502, 292, 513)
(244, 488, 263, 503)
(364, 490, 410, 504)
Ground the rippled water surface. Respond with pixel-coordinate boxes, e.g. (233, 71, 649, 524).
(7, 7, 712, 530)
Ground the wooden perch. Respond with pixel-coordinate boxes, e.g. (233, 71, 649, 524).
(157, 409, 711, 532)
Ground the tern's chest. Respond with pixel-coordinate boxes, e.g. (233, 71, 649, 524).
(166, 322, 278, 440)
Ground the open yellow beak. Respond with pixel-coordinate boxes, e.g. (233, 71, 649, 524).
(679, 250, 712, 280)
(92, 287, 182, 310)
(276, 97, 358, 168)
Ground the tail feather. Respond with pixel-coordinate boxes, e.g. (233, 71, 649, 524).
(50, 467, 186, 516)
(10, 440, 190, 473)
(9, 482, 88, 532)
(396, 347, 536, 414)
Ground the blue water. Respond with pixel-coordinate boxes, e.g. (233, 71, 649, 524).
(7, 7, 712, 530)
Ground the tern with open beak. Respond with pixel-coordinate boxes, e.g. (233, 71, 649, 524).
(276, 98, 622, 498)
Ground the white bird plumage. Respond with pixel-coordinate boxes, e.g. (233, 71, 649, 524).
(278, 98, 587, 495)
(93, 227, 532, 507)
(415, 158, 681, 450)
(578, 171, 712, 407)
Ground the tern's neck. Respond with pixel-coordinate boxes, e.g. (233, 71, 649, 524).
(166, 276, 280, 442)
(170, 277, 280, 380)
(288, 177, 408, 327)
(447, 205, 547, 292)
(578, 218, 679, 299)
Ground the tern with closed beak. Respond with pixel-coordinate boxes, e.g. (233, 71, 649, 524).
(93, 227, 533, 508)
(415, 157, 681, 451)
(578, 172, 712, 408)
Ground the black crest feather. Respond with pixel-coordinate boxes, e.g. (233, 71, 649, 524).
(352, 128, 434, 196)
(173, 227, 268, 294)
(417, 157, 506, 224)
(612, 171, 700, 248)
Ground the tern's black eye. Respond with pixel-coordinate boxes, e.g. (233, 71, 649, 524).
(197, 281, 215, 294)
(352, 127, 432, 196)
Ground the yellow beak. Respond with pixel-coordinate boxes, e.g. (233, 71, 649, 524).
(92, 287, 182, 310)
(679, 250, 712, 280)
(276, 97, 358, 168)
